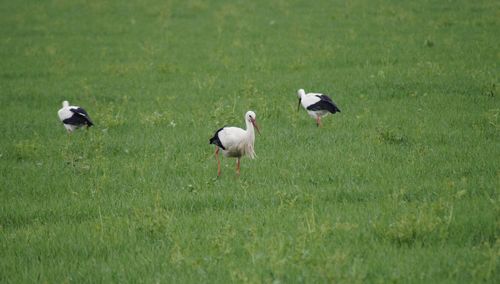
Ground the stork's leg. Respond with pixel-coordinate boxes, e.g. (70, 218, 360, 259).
(236, 158, 241, 176)
(215, 146, 221, 177)
(316, 116, 321, 127)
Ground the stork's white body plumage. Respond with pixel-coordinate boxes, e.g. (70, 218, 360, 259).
(57, 101, 93, 133)
(209, 111, 260, 176)
(297, 89, 341, 126)
(299, 92, 329, 119)
(217, 126, 256, 159)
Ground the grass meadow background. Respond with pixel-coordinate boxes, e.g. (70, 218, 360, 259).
(1, 0, 498, 282)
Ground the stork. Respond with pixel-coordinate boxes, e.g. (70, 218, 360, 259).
(57, 101, 94, 133)
(209, 111, 260, 176)
(297, 89, 341, 127)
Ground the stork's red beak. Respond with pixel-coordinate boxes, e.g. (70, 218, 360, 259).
(297, 98, 301, 111)
(251, 118, 261, 135)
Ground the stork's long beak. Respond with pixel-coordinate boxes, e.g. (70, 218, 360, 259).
(297, 98, 301, 111)
(251, 118, 261, 135)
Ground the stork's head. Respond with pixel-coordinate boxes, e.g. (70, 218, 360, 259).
(62, 101, 69, 108)
(297, 89, 306, 111)
(245, 111, 260, 135)
(297, 89, 306, 98)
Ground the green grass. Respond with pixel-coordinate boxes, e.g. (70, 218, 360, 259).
(1, 0, 498, 282)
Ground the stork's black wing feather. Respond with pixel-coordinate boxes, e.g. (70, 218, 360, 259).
(69, 108, 94, 126)
(209, 127, 226, 150)
(306, 95, 341, 113)
(62, 114, 88, 126)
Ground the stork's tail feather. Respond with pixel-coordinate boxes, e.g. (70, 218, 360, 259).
(325, 100, 341, 114)
(209, 136, 218, 145)
(209, 127, 226, 150)
(84, 117, 94, 127)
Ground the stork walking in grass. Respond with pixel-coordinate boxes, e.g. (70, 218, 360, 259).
(209, 111, 260, 177)
(57, 101, 94, 133)
(297, 89, 341, 127)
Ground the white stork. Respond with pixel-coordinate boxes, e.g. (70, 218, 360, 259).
(209, 111, 260, 176)
(297, 89, 341, 127)
(57, 101, 94, 133)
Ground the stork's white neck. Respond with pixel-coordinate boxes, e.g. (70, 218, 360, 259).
(63, 101, 69, 107)
(245, 119, 255, 139)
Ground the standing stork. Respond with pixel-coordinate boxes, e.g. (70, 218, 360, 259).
(57, 100, 94, 133)
(297, 89, 341, 127)
(209, 111, 260, 176)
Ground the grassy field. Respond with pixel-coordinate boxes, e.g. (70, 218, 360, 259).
(1, 0, 498, 282)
